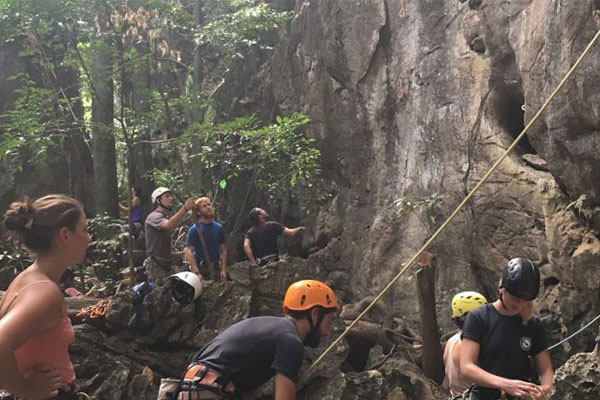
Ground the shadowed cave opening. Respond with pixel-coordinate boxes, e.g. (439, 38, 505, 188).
(491, 81, 536, 155)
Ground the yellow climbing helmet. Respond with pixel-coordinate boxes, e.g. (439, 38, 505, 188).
(451, 291, 487, 318)
(283, 279, 338, 312)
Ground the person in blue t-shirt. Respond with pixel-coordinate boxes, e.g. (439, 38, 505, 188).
(185, 197, 227, 282)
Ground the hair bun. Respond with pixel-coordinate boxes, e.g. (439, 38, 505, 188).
(4, 197, 35, 232)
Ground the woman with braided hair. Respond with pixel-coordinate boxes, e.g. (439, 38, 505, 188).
(0, 195, 90, 400)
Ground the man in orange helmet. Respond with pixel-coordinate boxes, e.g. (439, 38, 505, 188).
(174, 280, 338, 400)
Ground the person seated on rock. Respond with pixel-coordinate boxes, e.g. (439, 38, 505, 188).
(243, 207, 305, 267)
(175, 280, 338, 400)
(460, 258, 554, 400)
(443, 291, 487, 399)
(0, 195, 90, 400)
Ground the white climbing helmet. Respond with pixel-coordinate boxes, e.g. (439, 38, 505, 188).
(151, 187, 171, 205)
(167, 271, 203, 305)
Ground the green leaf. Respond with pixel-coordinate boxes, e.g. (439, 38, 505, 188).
(219, 179, 227, 189)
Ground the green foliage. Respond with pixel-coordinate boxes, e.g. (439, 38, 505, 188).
(181, 113, 326, 210)
(394, 192, 444, 216)
(152, 167, 185, 194)
(197, 0, 293, 63)
(0, 74, 71, 168)
(0, 249, 33, 290)
(81, 213, 126, 293)
(565, 194, 586, 214)
(565, 194, 593, 220)
(0, 249, 32, 274)
(0, 0, 318, 227)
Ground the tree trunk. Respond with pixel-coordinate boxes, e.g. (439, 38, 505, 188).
(130, 40, 155, 212)
(416, 252, 444, 383)
(91, 7, 119, 217)
(190, 0, 205, 193)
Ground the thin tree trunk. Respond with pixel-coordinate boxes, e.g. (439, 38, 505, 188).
(190, 0, 205, 192)
(416, 252, 444, 383)
(91, 6, 119, 217)
(130, 41, 155, 209)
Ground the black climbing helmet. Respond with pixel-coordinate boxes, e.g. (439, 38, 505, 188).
(501, 258, 540, 301)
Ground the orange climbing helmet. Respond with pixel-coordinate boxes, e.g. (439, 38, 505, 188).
(283, 279, 338, 312)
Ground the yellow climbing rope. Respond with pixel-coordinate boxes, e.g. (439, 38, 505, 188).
(76, 392, 92, 400)
(310, 27, 600, 371)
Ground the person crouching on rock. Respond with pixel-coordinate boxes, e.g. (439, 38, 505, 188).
(0, 195, 90, 400)
(176, 279, 338, 400)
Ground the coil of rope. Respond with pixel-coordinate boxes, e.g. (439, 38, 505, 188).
(76, 297, 113, 319)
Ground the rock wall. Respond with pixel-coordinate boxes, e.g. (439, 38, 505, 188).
(218, 0, 600, 390)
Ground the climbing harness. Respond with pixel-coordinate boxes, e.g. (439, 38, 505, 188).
(76, 297, 112, 319)
(177, 363, 238, 400)
(309, 27, 600, 371)
(453, 385, 546, 400)
(56, 388, 92, 400)
(256, 254, 279, 267)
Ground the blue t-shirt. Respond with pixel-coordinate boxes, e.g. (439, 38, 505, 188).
(186, 221, 225, 263)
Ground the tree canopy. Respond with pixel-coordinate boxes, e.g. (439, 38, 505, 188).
(0, 0, 324, 224)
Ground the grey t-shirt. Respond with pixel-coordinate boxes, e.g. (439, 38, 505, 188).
(193, 316, 304, 394)
(145, 210, 171, 259)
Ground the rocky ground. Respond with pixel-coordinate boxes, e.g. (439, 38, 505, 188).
(2, 254, 596, 399)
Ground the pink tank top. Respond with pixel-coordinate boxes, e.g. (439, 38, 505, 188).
(3, 280, 76, 383)
(445, 333, 471, 396)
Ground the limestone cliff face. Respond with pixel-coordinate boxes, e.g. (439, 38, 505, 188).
(221, 0, 600, 390)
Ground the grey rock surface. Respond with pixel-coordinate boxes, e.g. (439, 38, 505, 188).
(215, 0, 600, 395)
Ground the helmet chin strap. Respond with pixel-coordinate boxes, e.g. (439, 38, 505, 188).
(499, 291, 508, 310)
(498, 283, 508, 310)
(304, 309, 325, 348)
(158, 198, 173, 211)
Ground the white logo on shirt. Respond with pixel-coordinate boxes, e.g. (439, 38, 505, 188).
(520, 336, 532, 351)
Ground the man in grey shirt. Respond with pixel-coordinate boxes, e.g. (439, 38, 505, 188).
(144, 187, 194, 284)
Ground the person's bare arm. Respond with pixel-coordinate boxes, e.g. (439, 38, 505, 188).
(443, 340, 450, 364)
(282, 226, 305, 237)
(185, 245, 203, 279)
(0, 284, 66, 399)
(534, 350, 554, 398)
(274, 373, 296, 400)
(219, 244, 227, 282)
(452, 339, 462, 369)
(161, 198, 194, 231)
(243, 237, 256, 264)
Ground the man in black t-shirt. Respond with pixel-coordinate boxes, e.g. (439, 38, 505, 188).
(460, 258, 554, 400)
(243, 208, 305, 266)
(176, 280, 338, 400)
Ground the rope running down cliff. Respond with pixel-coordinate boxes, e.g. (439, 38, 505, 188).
(309, 28, 600, 371)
